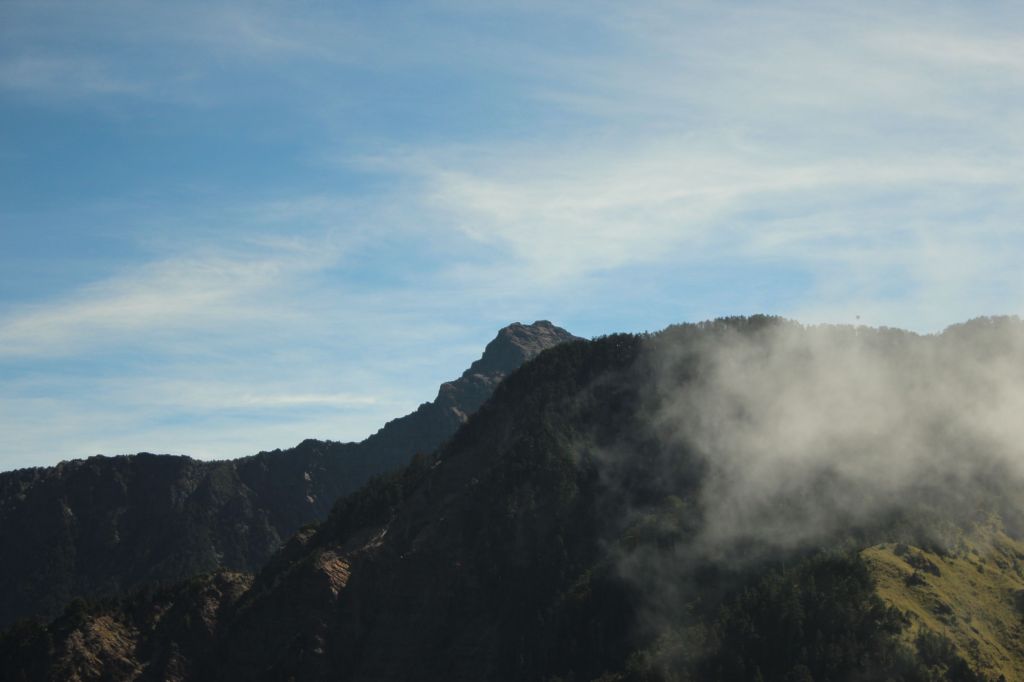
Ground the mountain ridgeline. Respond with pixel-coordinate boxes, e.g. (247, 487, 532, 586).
(5, 316, 1024, 681)
(0, 321, 579, 628)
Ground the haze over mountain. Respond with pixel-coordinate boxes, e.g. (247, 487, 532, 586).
(4, 316, 1024, 681)
(0, 321, 578, 629)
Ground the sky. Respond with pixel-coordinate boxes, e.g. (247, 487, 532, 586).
(2, 0, 1023, 470)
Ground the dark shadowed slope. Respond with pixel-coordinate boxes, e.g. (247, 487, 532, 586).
(7, 317, 1024, 681)
(0, 321, 579, 628)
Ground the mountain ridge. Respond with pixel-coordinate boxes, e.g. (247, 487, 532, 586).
(5, 316, 1024, 681)
(0, 321, 579, 628)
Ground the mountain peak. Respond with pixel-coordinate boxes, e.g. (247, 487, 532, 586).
(465, 320, 580, 378)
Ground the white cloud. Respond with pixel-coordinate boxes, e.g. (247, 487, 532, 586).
(355, 2, 1024, 331)
(0, 56, 143, 96)
(4, 0, 1024, 467)
(409, 140, 1021, 303)
(0, 242, 340, 357)
(0, 0, 363, 105)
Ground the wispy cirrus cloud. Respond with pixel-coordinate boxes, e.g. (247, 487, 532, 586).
(4, 0, 1024, 468)
(358, 1, 1024, 330)
(0, 56, 144, 96)
(420, 145, 1015, 270)
(0, 245, 332, 357)
(0, 0, 365, 106)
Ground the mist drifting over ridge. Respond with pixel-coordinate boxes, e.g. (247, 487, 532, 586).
(7, 315, 1024, 680)
(575, 316, 1024, 675)
(634, 316, 1024, 560)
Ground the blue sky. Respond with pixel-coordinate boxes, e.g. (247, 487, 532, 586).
(2, 1, 1023, 470)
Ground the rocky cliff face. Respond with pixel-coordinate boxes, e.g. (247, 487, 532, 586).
(0, 321, 578, 628)
(363, 321, 580, 453)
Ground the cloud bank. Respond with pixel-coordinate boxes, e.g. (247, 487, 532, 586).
(639, 317, 1024, 559)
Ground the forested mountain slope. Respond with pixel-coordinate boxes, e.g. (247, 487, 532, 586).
(0, 321, 578, 628)
(4, 316, 1024, 681)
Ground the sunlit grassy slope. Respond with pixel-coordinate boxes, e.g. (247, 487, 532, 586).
(863, 517, 1024, 681)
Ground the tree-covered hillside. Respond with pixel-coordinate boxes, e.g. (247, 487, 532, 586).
(3, 316, 1023, 681)
(0, 321, 578, 628)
